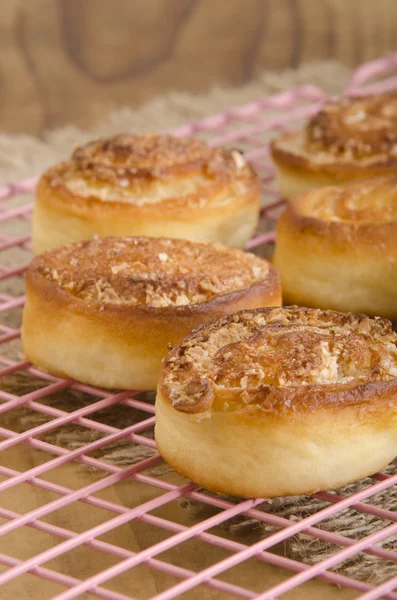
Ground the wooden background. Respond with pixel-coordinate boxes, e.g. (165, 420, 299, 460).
(1, 0, 396, 135)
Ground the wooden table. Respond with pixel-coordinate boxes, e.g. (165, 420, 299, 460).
(0, 442, 358, 600)
(1, 0, 396, 135)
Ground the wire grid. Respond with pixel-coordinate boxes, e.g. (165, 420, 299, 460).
(0, 56, 397, 600)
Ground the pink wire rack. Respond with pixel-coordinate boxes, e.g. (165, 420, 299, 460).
(0, 54, 397, 600)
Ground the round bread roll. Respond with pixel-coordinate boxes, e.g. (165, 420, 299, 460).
(155, 306, 397, 497)
(22, 237, 281, 390)
(273, 176, 397, 319)
(32, 134, 260, 254)
(271, 93, 397, 199)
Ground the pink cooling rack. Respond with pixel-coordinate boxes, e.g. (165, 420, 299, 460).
(0, 55, 397, 600)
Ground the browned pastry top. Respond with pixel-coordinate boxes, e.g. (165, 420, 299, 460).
(160, 307, 397, 414)
(292, 175, 397, 224)
(29, 237, 269, 308)
(43, 134, 256, 207)
(271, 93, 397, 172)
(306, 93, 397, 158)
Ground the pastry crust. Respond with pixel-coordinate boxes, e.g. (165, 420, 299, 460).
(155, 306, 397, 497)
(22, 237, 281, 390)
(32, 134, 260, 253)
(273, 175, 397, 319)
(271, 93, 397, 198)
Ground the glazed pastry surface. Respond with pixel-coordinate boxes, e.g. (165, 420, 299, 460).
(33, 134, 260, 252)
(156, 307, 397, 497)
(273, 175, 397, 319)
(271, 93, 397, 198)
(22, 237, 280, 390)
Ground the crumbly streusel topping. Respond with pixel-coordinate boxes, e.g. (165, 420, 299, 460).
(45, 134, 251, 205)
(162, 307, 397, 412)
(272, 93, 397, 168)
(306, 93, 397, 159)
(32, 237, 269, 308)
(300, 175, 397, 223)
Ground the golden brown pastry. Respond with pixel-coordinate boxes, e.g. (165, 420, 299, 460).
(271, 93, 397, 199)
(155, 306, 397, 497)
(273, 176, 397, 319)
(22, 237, 281, 390)
(32, 134, 260, 254)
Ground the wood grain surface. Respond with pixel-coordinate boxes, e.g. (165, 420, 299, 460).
(1, 0, 396, 135)
(0, 439, 357, 600)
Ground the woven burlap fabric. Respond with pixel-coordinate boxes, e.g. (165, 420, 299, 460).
(1, 61, 396, 585)
(0, 61, 349, 181)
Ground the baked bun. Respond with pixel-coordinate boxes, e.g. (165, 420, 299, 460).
(22, 237, 280, 390)
(32, 134, 260, 254)
(273, 175, 397, 319)
(271, 93, 397, 199)
(155, 306, 397, 497)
